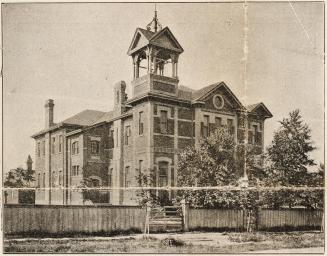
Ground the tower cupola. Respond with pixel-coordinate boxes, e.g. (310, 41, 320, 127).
(127, 9, 184, 98)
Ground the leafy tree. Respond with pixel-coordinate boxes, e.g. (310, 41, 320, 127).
(4, 167, 35, 188)
(178, 127, 240, 188)
(135, 169, 163, 207)
(266, 109, 316, 186)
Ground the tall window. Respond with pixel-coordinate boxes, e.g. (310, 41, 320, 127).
(139, 111, 144, 135)
(160, 110, 168, 134)
(116, 128, 119, 147)
(215, 117, 222, 128)
(72, 141, 79, 155)
(37, 173, 40, 188)
(52, 171, 56, 187)
(91, 140, 100, 154)
(43, 173, 46, 188)
(125, 126, 131, 145)
(158, 162, 168, 187)
(227, 119, 235, 135)
(125, 166, 130, 187)
(201, 115, 209, 137)
(37, 142, 41, 157)
(72, 165, 80, 176)
(109, 168, 113, 187)
(42, 140, 45, 156)
(253, 125, 261, 144)
(51, 137, 56, 154)
(109, 129, 114, 148)
(59, 170, 62, 186)
(158, 161, 169, 203)
(59, 135, 63, 153)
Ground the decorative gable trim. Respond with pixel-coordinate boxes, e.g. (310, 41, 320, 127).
(247, 102, 273, 118)
(193, 81, 245, 110)
(127, 28, 151, 55)
(150, 27, 184, 53)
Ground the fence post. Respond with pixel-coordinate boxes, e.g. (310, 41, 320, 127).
(181, 199, 189, 232)
(144, 202, 151, 234)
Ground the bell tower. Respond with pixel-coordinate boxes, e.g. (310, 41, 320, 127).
(127, 9, 184, 98)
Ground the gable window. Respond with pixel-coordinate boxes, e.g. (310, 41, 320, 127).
(253, 125, 262, 144)
(201, 115, 209, 137)
(139, 111, 144, 135)
(51, 137, 56, 154)
(215, 117, 222, 128)
(125, 126, 131, 145)
(227, 119, 235, 135)
(160, 110, 168, 134)
(91, 140, 100, 154)
(72, 141, 79, 155)
(59, 135, 63, 153)
(37, 142, 41, 157)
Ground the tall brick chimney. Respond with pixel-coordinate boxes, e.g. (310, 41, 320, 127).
(113, 81, 127, 114)
(45, 99, 54, 128)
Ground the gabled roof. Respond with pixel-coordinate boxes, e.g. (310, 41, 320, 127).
(191, 81, 246, 110)
(246, 102, 273, 118)
(149, 27, 184, 53)
(127, 26, 183, 55)
(138, 28, 155, 40)
(62, 109, 106, 126)
(91, 111, 115, 125)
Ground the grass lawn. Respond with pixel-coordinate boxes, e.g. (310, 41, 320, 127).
(4, 231, 324, 253)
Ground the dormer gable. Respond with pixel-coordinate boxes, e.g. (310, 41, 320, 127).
(247, 103, 273, 119)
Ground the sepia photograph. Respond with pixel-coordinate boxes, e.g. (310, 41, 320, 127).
(2, 1, 325, 254)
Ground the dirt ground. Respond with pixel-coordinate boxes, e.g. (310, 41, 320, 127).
(4, 231, 324, 253)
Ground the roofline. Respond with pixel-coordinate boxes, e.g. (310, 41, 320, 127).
(126, 92, 192, 106)
(66, 129, 83, 137)
(31, 123, 82, 139)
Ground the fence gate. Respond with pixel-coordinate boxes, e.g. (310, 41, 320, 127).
(149, 206, 183, 233)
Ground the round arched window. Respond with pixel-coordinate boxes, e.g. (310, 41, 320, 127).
(213, 94, 224, 109)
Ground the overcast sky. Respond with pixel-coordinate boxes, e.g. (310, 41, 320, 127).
(3, 2, 324, 172)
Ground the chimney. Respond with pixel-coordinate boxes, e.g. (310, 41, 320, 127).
(26, 155, 33, 171)
(45, 99, 54, 128)
(113, 81, 127, 114)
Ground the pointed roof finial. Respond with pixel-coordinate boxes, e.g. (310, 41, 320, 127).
(146, 4, 162, 33)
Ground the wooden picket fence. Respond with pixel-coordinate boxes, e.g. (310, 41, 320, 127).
(4, 204, 146, 235)
(258, 209, 323, 231)
(186, 207, 323, 231)
(3, 204, 323, 236)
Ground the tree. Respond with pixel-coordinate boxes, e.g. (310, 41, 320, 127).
(4, 167, 35, 188)
(266, 109, 316, 186)
(177, 127, 239, 188)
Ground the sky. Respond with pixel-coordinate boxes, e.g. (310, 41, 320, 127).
(2, 2, 324, 172)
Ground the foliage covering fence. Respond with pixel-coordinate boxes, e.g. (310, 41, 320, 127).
(4, 204, 146, 236)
